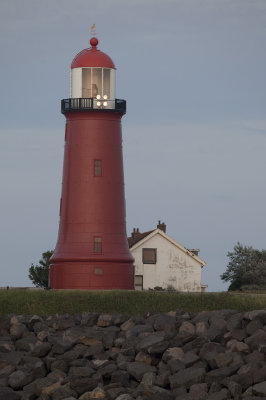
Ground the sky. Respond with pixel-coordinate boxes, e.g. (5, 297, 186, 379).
(1, 0, 266, 291)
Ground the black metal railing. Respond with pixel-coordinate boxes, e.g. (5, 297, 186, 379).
(61, 98, 126, 114)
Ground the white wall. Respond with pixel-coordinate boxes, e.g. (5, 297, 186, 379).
(132, 232, 203, 292)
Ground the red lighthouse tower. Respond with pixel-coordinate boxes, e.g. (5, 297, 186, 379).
(49, 37, 134, 289)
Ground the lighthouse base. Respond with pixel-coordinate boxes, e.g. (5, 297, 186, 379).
(49, 262, 135, 290)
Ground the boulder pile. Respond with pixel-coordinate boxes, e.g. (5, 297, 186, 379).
(1, 309, 266, 399)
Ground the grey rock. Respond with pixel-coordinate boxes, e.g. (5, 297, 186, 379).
(115, 395, 133, 400)
(245, 329, 266, 350)
(80, 312, 99, 326)
(246, 319, 263, 336)
(8, 370, 33, 389)
(0, 387, 21, 400)
(126, 362, 156, 382)
(136, 334, 164, 352)
(125, 324, 153, 338)
(182, 351, 200, 367)
(169, 366, 206, 389)
(244, 310, 266, 321)
(179, 321, 195, 337)
(205, 365, 239, 384)
(162, 346, 184, 362)
(206, 388, 228, 400)
(50, 383, 77, 399)
(10, 322, 28, 339)
(141, 372, 156, 386)
(31, 341, 51, 357)
(154, 370, 170, 388)
(226, 312, 243, 331)
(252, 381, 266, 396)
(147, 340, 169, 355)
(16, 336, 37, 352)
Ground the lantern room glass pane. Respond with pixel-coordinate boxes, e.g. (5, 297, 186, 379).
(92, 68, 102, 98)
(82, 68, 92, 98)
(103, 69, 111, 99)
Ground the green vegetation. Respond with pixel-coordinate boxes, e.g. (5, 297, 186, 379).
(1, 290, 266, 318)
(28, 251, 53, 288)
(221, 243, 266, 291)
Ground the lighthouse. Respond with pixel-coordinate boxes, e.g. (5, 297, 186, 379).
(49, 36, 134, 289)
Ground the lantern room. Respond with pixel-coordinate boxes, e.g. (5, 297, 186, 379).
(70, 37, 116, 108)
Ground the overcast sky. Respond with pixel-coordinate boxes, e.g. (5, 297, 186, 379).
(1, 0, 266, 291)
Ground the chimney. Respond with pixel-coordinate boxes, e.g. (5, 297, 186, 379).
(131, 228, 140, 239)
(157, 220, 166, 233)
(189, 249, 200, 256)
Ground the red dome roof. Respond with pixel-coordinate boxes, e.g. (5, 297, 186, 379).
(71, 38, 115, 69)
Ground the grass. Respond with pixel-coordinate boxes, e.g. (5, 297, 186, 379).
(1, 290, 266, 318)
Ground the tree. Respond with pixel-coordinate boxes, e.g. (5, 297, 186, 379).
(28, 251, 53, 288)
(221, 243, 266, 291)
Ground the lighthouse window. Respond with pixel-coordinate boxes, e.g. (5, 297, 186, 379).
(94, 267, 103, 275)
(94, 160, 102, 176)
(94, 237, 102, 253)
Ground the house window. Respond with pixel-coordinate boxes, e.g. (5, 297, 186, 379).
(94, 267, 103, 275)
(142, 248, 157, 264)
(134, 275, 143, 291)
(94, 237, 102, 253)
(94, 160, 102, 176)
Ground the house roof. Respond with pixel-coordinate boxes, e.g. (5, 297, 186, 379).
(128, 227, 206, 267)
(128, 230, 153, 248)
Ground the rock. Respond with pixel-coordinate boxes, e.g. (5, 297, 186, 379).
(31, 341, 51, 357)
(169, 366, 206, 389)
(244, 310, 266, 321)
(16, 336, 37, 352)
(224, 380, 242, 397)
(136, 334, 165, 352)
(0, 387, 21, 400)
(226, 313, 243, 331)
(195, 322, 208, 336)
(120, 318, 136, 331)
(252, 380, 266, 396)
(205, 365, 239, 384)
(79, 386, 106, 399)
(80, 313, 99, 326)
(141, 372, 156, 386)
(206, 388, 228, 400)
(126, 362, 156, 382)
(52, 315, 76, 330)
(97, 314, 113, 327)
(182, 351, 199, 367)
(162, 347, 184, 362)
(126, 324, 153, 339)
(10, 322, 28, 339)
(246, 319, 263, 336)
(245, 329, 266, 350)
(226, 339, 249, 353)
(8, 370, 33, 389)
(179, 321, 195, 337)
(135, 351, 152, 364)
(146, 314, 177, 338)
(155, 370, 170, 388)
(115, 395, 133, 400)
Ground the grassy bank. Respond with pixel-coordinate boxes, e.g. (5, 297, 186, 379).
(1, 290, 266, 317)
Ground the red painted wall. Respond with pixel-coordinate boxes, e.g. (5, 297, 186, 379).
(49, 111, 134, 289)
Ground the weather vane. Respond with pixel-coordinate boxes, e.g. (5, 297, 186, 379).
(90, 24, 97, 37)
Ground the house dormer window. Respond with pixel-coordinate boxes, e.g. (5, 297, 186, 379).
(143, 248, 157, 264)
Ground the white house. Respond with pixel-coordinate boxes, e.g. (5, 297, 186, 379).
(128, 221, 207, 292)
